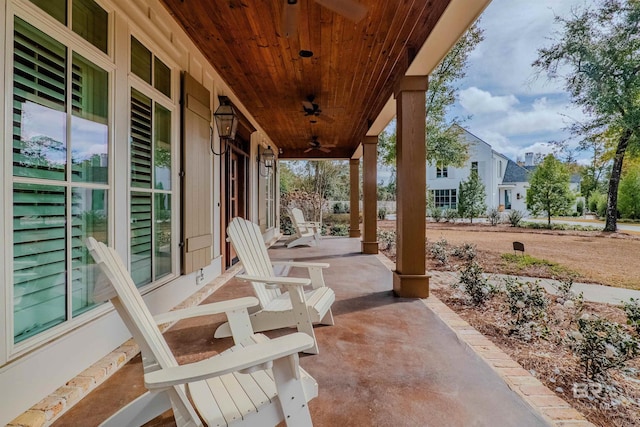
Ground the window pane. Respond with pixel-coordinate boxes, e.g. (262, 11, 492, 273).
(155, 193, 171, 279)
(13, 183, 67, 343)
(131, 37, 151, 84)
(131, 192, 152, 287)
(154, 104, 171, 190)
(131, 89, 152, 188)
(71, 188, 107, 316)
(29, 0, 67, 25)
(154, 57, 171, 98)
(71, 53, 108, 183)
(72, 0, 108, 53)
(13, 18, 67, 180)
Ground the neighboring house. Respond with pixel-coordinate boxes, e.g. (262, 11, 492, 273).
(428, 126, 532, 214)
(427, 127, 583, 216)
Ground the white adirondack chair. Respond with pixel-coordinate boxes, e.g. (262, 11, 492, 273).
(215, 217, 335, 354)
(85, 237, 317, 427)
(286, 207, 321, 248)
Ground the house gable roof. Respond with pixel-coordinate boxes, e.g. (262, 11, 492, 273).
(503, 159, 530, 184)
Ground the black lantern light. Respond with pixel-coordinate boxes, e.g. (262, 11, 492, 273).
(213, 96, 238, 141)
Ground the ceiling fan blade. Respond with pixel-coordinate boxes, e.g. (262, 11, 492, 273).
(302, 100, 314, 110)
(319, 147, 331, 153)
(304, 147, 313, 153)
(282, 0, 300, 38)
(315, 0, 367, 22)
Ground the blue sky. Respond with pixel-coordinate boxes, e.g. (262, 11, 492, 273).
(447, 0, 592, 163)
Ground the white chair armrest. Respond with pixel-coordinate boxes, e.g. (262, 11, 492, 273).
(153, 297, 259, 325)
(144, 333, 314, 389)
(271, 261, 330, 269)
(236, 274, 311, 288)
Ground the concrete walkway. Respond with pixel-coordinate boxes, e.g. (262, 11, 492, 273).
(432, 270, 640, 306)
(50, 237, 590, 427)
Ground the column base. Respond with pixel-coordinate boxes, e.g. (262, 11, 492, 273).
(361, 241, 378, 254)
(392, 271, 430, 298)
(349, 228, 361, 238)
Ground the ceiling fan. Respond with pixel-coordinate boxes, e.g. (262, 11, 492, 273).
(304, 136, 336, 153)
(302, 95, 335, 123)
(282, 0, 368, 38)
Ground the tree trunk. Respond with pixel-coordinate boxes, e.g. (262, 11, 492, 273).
(604, 129, 632, 232)
(547, 211, 551, 226)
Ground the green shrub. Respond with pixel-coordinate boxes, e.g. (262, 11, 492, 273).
(576, 199, 585, 216)
(431, 207, 443, 222)
(588, 192, 607, 217)
(623, 298, 640, 335)
(330, 223, 349, 236)
(429, 238, 449, 265)
(377, 229, 396, 252)
(332, 202, 349, 214)
(458, 261, 495, 306)
(503, 277, 549, 341)
(568, 316, 639, 381)
(378, 207, 387, 220)
(507, 210, 524, 227)
(487, 208, 501, 226)
(444, 208, 458, 223)
(451, 242, 477, 262)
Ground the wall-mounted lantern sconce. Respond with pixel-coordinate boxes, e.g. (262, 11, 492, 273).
(211, 95, 238, 155)
(258, 145, 276, 177)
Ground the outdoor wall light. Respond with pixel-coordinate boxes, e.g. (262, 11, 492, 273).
(211, 95, 238, 156)
(213, 96, 238, 140)
(258, 145, 276, 177)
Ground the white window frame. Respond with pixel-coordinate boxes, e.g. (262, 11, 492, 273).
(436, 161, 448, 178)
(126, 31, 180, 293)
(4, 0, 116, 360)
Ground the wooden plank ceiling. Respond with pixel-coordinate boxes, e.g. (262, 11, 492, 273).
(159, 0, 451, 159)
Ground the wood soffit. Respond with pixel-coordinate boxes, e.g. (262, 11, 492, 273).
(159, 0, 451, 159)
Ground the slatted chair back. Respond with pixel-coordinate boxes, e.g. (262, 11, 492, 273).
(227, 217, 281, 309)
(289, 208, 314, 235)
(86, 237, 200, 424)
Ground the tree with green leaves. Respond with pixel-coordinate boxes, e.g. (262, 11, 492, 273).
(618, 162, 640, 219)
(526, 155, 575, 226)
(457, 173, 486, 224)
(533, 0, 640, 231)
(378, 22, 484, 169)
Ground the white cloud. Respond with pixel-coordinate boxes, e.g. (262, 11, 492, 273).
(459, 87, 519, 114)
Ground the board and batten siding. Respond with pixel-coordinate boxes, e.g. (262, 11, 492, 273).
(181, 72, 213, 274)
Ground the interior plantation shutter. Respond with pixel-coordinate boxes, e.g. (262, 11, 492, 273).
(181, 73, 212, 274)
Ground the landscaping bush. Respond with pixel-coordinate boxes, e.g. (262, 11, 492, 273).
(451, 243, 477, 262)
(429, 238, 449, 265)
(568, 316, 639, 381)
(623, 298, 640, 335)
(503, 277, 549, 341)
(431, 207, 443, 222)
(332, 202, 349, 214)
(576, 199, 585, 216)
(377, 229, 396, 253)
(507, 210, 524, 227)
(444, 208, 458, 223)
(458, 261, 495, 306)
(588, 192, 607, 217)
(378, 207, 387, 220)
(487, 208, 501, 226)
(330, 223, 349, 236)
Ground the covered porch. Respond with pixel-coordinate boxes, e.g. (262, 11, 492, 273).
(51, 237, 562, 426)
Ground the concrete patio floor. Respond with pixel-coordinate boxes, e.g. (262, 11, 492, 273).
(52, 237, 585, 426)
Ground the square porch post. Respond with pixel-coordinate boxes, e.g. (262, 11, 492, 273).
(393, 75, 430, 298)
(349, 158, 362, 238)
(361, 136, 378, 254)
